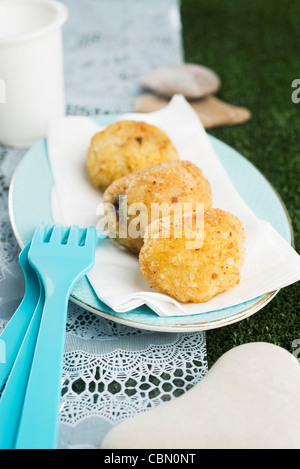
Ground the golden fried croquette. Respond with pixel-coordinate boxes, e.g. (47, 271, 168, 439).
(139, 208, 246, 303)
(102, 160, 212, 254)
(86, 120, 179, 190)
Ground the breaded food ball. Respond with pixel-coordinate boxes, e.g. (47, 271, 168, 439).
(139, 208, 246, 303)
(103, 160, 212, 254)
(86, 120, 179, 190)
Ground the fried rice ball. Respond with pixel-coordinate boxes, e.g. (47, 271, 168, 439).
(139, 208, 246, 303)
(86, 120, 179, 190)
(102, 160, 212, 254)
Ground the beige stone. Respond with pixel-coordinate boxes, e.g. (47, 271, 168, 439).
(101, 342, 300, 449)
(134, 93, 251, 128)
(141, 63, 221, 99)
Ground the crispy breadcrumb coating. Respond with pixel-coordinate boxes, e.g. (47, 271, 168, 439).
(139, 208, 246, 303)
(87, 120, 179, 190)
(103, 160, 212, 254)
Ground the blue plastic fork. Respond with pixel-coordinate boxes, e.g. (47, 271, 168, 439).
(0, 278, 44, 449)
(0, 242, 42, 449)
(15, 223, 97, 449)
(0, 242, 39, 393)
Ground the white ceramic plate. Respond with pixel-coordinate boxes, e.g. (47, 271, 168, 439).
(8, 115, 293, 332)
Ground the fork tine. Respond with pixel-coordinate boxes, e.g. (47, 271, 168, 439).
(48, 224, 63, 243)
(82, 225, 96, 247)
(66, 226, 79, 245)
(78, 228, 87, 246)
(60, 227, 71, 245)
(43, 225, 55, 243)
(31, 223, 49, 243)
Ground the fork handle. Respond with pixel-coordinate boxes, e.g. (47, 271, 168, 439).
(0, 283, 44, 449)
(0, 245, 39, 391)
(0, 300, 36, 392)
(15, 283, 71, 449)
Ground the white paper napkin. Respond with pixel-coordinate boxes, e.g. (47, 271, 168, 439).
(47, 95, 300, 317)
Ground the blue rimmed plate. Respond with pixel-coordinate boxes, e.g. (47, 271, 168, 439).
(8, 115, 293, 332)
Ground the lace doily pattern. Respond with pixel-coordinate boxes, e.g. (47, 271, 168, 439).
(60, 329, 207, 426)
(66, 304, 154, 340)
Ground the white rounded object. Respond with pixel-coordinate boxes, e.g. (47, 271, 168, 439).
(101, 342, 300, 449)
(0, 0, 68, 147)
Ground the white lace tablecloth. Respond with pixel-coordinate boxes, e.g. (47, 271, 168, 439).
(0, 0, 208, 449)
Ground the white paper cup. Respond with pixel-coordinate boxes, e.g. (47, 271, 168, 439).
(0, 0, 68, 147)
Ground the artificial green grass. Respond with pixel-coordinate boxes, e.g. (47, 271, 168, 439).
(181, 0, 300, 367)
